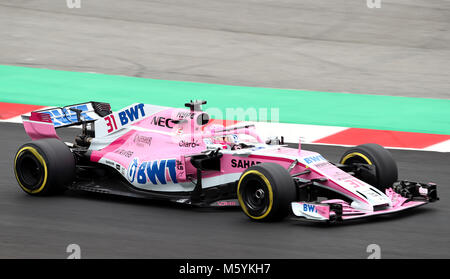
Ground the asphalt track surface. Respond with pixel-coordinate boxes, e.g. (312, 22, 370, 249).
(0, 122, 448, 258)
(1, 0, 450, 99)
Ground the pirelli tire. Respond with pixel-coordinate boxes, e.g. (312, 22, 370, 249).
(340, 143, 398, 191)
(14, 138, 75, 196)
(237, 163, 296, 222)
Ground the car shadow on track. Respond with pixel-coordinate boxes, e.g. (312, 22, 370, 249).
(64, 188, 436, 227)
(64, 189, 241, 213)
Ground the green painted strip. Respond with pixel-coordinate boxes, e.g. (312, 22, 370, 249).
(1, 65, 449, 135)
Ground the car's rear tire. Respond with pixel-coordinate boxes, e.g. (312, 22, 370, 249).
(340, 143, 398, 191)
(14, 138, 75, 196)
(237, 163, 296, 222)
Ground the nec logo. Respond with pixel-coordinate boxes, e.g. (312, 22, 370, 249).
(128, 158, 178, 185)
(151, 116, 174, 129)
(118, 103, 145, 125)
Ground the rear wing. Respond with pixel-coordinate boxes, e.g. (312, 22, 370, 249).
(21, 102, 111, 140)
(29, 102, 111, 128)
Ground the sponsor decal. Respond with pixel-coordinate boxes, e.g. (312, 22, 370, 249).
(176, 127, 184, 136)
(231, 134, 239, 143)
(43, 104, 93, 127)
(118, 103, 145, 126)
(176, 111, 195, 119)
(104, 103, 145, 133)
(176, 159, 185, 180)
(303, 204, 318, 213)
(133, 134, 152, 147)
(114, 149, 134, 158)
(127, 158, 139, 183)
(179, 140, 200, 148)
(176, 160, 184, 170)
(151, 116, 174, 129)
(314, 162, 330, 168)
(298, 203, 329, 219)
(128, 159, 178, 185)
(303, 154, 326, 164)
(231, 159, 261, 168)
(115, 164, 121, 171)
(215, 200, 238, 206)
(105, 160, 115, 166)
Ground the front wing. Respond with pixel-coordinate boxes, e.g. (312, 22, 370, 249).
(291, 181, 438, 222)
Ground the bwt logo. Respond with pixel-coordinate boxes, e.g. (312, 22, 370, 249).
(303, 204, 318, 213)
(66, 0, 81, 9)
(118, 103, 145, 125)
(128, 158, 178, 185)
(303, 155, 325, 164)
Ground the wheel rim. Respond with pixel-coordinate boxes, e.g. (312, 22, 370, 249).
(15, 150, 45, 191)
(341, 152, 372, 165)
(241, 177, 270, 216)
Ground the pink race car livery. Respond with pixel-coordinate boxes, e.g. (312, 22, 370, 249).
(14, 100, 438, 222)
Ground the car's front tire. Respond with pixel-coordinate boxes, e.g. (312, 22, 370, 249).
(14, 138, 75, 196)
(237, 163, 296, 222)
(340, 143, 398, 190)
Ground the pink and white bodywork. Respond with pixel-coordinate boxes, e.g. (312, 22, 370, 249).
(21, 101, 438, 222)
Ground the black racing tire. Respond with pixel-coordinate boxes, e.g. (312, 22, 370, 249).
(340, 143, 398, 190)
(237, 163, 296, 222)
(14, 138, 75, 196)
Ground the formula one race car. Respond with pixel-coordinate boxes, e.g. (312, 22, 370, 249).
(13, 100, 438, 222)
